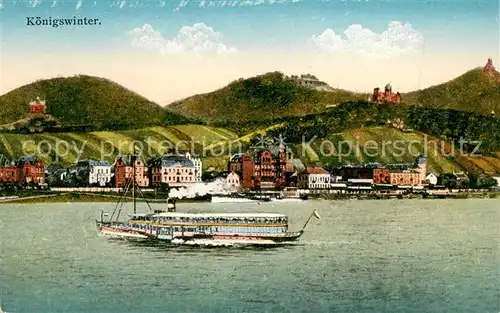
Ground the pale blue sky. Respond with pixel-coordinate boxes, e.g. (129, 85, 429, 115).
(1, 0, 499, 103)
(2, 0, 498, 53)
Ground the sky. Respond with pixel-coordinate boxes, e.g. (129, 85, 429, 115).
(0, 0, 499, 105)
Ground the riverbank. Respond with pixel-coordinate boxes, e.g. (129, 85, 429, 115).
(309, 191, 500, 200)
(0, 192, 211, 204)
(1, 191, 499, 204)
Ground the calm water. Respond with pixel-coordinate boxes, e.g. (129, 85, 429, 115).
(0, 199, 499, 313)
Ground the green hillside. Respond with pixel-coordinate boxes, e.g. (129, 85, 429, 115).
(403, 68, 500, 116)
(0, 75, 193, 128)
(166, 71, 367, 122)
(240, 125, 500, 175)
(1, 122, 498, 175)
(0, 125, 239, 168)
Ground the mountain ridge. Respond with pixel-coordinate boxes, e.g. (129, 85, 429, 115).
(167, 62, 500, 122)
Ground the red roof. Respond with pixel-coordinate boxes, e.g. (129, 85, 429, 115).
(306, 167, 328, 174)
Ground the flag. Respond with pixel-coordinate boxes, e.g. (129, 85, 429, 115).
(313, 209, 321, 220)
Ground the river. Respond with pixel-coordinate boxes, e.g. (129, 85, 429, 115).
(0, 199, 499, 313)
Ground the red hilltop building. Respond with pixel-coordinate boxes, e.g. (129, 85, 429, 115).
(371, 83, 401, 104)
(29, 97, 47, 114)
(483, 58, 496, 73)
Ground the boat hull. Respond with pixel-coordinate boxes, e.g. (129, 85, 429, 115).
(96, 221, 155, 241)
(173, 231, 303, 246)
(210, 195, 272, 203)
(96, 220, 303, 246)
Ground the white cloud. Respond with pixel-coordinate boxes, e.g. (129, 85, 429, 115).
(76, 0, 83, 9)
(128, 23, 236, 55)
(0, 0, 3, 9)
(312, 21, 423, 58)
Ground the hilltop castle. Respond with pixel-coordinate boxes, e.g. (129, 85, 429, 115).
(482, 58, 500, 84)
(483, 58, 496, 73)
(371, 83, 401, 104)
(29, 96, 46, 114)
(290, 74, 333, 91)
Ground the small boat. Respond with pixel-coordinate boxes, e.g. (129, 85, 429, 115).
(96, 153, 320, 246)
(211, 195, 259, 203)
(211, 194, 272, 203)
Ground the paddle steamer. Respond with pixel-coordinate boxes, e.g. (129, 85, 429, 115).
(96, 153, 320, 246)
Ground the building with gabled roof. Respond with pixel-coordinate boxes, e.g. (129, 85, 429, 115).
(149, 154, 196, 187)
(16, 155, 45, 185)
(0, 155, 19, 183)
(114, 155, 149, 188)
(297, 167, 330, 189)
(75, 159, 112, 186)
(237, 144, 288, 189)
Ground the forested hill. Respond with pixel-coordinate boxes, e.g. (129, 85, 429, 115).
(0, 75, 194, 128)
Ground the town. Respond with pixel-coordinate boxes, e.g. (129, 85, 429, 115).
(0, 92, 499, 199)
(1, 142, 499, 199)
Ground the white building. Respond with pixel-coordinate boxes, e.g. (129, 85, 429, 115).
(185, 152, 202, 182)
(76, 160, 113, 187)
(425, 173, 438, 186)
(298, 167, 331, 189)
(226, 171, 240, 189)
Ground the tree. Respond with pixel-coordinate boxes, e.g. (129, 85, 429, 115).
(439, 173, 458, 189)
(476, 174, 498, 189)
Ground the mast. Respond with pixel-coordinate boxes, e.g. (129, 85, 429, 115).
(131, 152, 137, 215)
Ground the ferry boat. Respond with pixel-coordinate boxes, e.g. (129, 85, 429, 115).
(98, 209, 320, 246)
(96, 153, 320, 246)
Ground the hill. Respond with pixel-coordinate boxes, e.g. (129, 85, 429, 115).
(0, 123, 498, 175)
(0, 75, 193, 128)
(166, 71, 368, 122)
(403, 68, 500, 116)
(168, 63, 500, 123)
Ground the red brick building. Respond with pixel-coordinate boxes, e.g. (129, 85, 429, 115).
(0, 162, 19, 183)
(236, 146, 287, 189)
(373, 168, 391, 185)
(16, 156, 45, 185)
(228, 153, 244, 174)
(114, 155, 149, 188)
(29, 97, 47, 114)
(372, 83, 401, 104)
(241, 152, 255, 189)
